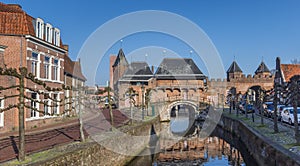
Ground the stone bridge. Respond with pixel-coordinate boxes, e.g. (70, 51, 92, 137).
(151, 97, 201, 122)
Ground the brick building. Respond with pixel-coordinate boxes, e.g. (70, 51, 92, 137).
(0, 3, 85, 132)
(110, 49, 276, 108)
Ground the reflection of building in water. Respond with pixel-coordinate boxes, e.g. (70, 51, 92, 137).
(157, 137, 244, 165)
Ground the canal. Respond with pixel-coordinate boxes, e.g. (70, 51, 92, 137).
(128, 108, 257, 166)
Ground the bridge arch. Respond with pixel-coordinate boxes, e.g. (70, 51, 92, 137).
(160, 100, 198, 121)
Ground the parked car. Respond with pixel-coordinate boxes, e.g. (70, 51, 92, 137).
(263, 102, 274, 118)
(281, 107, 300, 125)
(271, 105, 286, 120)
(238, 102, 254, 114)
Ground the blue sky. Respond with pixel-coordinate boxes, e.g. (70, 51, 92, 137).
(3, 0, 300, 85)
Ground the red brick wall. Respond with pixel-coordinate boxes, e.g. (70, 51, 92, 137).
(0, 35, 68, 133)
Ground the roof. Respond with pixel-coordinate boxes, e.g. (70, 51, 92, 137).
(255, 61, 270, 74)
(64, 55, 86, 81)
(0, 3, 35, 36)
(227, 61, 243, 73)
(280, 64, 300, 82)
(112, 49, 128, 67)
(154, 58, 205, 80)
(0, 2, 64, 47)
(120, 62, 153, 81)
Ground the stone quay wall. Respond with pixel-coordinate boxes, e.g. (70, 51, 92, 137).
(219, 115, 300, 166)
(28, 117, 161, 166)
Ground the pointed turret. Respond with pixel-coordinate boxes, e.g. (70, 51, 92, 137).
(112, 49, 129, 89)
(255, 61, 271, 77)
(227, 61, 243, 81)
(112, 48, 128, 67)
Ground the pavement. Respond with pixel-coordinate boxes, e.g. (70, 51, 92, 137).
(0, 109, 129, 163)
(223, 107, 300, 155)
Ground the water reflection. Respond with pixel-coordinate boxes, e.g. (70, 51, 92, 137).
(156, 137, 245, 166)
(170, 106, 193, 134)
(128, 107, 253, 166)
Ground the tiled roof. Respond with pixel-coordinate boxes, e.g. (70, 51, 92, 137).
(64, 55, 86, 81)
(227, 61, 242, 73)
(0, 3, 34, 36)
(255, 61, 270, 74)
(0, 2, 64, 48)
(155, 58, 205, 80)
(121, 62, 153, 81)
(281, 64, 300, 82)
(112, 48, 128, 67)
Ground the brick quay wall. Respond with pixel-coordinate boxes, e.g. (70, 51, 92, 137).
(28, 117, 161, 166)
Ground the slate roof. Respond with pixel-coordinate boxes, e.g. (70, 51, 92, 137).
(64, 55, 86, 81)
(255, 61, 270, 74)
(280, 64, 300, 82)
(112, 49, 128, 67)
(227, 61, 243, 73)
(120, 62, 153, 81)
(154, 58, 205, 80)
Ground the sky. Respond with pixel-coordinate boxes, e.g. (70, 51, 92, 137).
(2, 0, 300, 85)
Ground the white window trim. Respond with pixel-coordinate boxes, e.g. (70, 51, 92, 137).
(0, 98, 4, 127)
(36, 18, 44, 39)
(44, 55, 51, 80)
(30, 93, 40, 118)
(45, 23, 53, 43)
(30, 52, 41, 79)
(53, 28, 60, 46)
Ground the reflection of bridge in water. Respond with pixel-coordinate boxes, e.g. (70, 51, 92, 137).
(157, 136, 244, 165)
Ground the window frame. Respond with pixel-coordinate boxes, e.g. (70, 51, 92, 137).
(53, 59, 59, 81)
(30, 92, 39, 118)
(0, 98, 4, 127)
(31, 52, 39, 77)
(44, 56, 50, 79)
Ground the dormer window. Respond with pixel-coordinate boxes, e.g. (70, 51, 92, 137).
(53, 28, 60, 46)
(36, 18, 44, 39)
(45, 23, 53, 43)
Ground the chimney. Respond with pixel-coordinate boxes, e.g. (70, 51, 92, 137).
(62, 44, 69, 51)
(151, 65, 154, 73)
(7, 4, 22, 10)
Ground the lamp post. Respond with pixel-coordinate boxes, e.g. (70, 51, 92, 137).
(141, 83, 145, 120)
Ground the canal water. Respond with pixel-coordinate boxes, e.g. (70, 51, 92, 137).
(128, 108, 256, 166)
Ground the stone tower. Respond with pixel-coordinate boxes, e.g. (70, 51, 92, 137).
(227, 61, 243, 81)
(112, 48, 128, 90)
(255, 61, 271, 78)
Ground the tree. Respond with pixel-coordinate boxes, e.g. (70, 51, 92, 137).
(145, 88, 151, 116)
(97, 82, 115, 129)
(287, 75, 300, 144)
(70, 85, 88, 142)
(273, 84, 279, 133)
(0, 67, 79, 161)
(125, 87, 137, 124)
(258, 88, 265, 125)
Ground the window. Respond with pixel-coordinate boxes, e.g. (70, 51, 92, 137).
(53, 94, 59, 115)
(53, 28, 60, 46)
(53, 59, 59, 81)
(35, 18, 44, 39)
(44, 56, 50, 79)
(31, 52, 39, 76)
(45, 23, 53, 43)
(31, 93, 38, 118)
(0, 98, 4, 127)
(44, 93, 50, 116)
